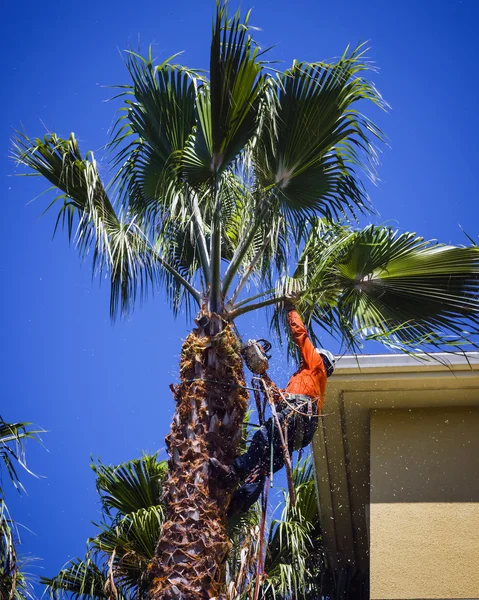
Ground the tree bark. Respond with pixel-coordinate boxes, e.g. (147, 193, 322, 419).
(149, 316, 248, 599)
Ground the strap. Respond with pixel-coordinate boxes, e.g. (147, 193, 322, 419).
(270, 415, 275, 486)
(252, 377, 264, 425)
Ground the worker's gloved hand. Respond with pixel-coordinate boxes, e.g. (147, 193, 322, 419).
(283, 292, 299, 312)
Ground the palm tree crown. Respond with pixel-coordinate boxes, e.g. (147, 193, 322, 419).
(12, 3, 479, 352)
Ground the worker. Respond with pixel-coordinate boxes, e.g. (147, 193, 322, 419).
(210, 304, 335, 515)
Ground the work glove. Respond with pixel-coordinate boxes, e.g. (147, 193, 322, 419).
(283, 292, 299, 312)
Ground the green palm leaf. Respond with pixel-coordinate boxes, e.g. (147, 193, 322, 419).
(182, 1, 265, 183)
(335, 227, 479, 349)
(41, 557, 129, 600)
(1, 419, 43, 495)
(92, 455, 166, 518)
(12, 133, 200, 318)
(254, 44, 385, 221)
(262, 460, 319, 599)
(1, 505, 33, 600)
(111, 50, 198, 225)
(222, 46, 387, 297)
(92, 506, 163, 594)
(1, 419, 43, 600)
(275, 224, 479, 353)
(43, 455, 166, 599)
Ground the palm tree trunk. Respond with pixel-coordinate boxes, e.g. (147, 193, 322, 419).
(149, 316, 248, 599)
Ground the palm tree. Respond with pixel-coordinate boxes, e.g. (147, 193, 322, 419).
(1, 418, 43, 599)
(42, 455, 322, 600)
(12, 2, 479, 597)
(42, 455, 167, 600)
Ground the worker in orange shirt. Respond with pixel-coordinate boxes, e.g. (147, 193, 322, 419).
(211, 305, 335, 515)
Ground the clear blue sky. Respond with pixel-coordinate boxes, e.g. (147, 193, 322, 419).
(2, 0, 478, 595)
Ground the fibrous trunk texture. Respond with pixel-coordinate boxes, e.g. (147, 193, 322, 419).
(149, 318, 248, 599)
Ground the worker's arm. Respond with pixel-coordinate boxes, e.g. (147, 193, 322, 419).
(287, 309, 320, 369)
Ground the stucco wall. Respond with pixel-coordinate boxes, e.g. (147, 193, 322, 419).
(370, 407, 479, 599)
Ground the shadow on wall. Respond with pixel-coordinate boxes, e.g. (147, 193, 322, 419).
(370, 406, 479, 504)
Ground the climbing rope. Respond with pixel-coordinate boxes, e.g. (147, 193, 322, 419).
(254, 376, 296, 507)
(269, 414, 275, 488)
(253, 479, 270, 600)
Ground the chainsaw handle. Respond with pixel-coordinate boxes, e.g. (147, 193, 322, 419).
(255, 339, 272, 358)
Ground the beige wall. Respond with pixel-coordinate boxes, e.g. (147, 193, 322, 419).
(370, 407, 479, 599)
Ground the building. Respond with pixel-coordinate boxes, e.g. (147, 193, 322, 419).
(313, 352, 479, 600)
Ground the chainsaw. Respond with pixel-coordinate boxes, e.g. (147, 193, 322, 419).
(240, 339, 272, 374)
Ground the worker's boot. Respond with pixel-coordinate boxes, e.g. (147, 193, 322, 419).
(209, 457, 238, 484)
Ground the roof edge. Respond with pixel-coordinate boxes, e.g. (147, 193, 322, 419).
(333, 351, 479, 374)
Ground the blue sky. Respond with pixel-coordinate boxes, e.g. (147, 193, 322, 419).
(2, 0, 479, 595)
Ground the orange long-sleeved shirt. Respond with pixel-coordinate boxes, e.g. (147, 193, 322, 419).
(284, 310, 327, 412)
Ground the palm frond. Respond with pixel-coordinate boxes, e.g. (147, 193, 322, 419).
(254, 44, 386, 222)
(0, 504, 34, 600)
(272, 223, 479, 354)
(155, 217, 205, 316)
(334, 227, 479, 350)
(110, 49, 198, 227)
(0, 419, 43, 495)
(91, 454, 167, 518)
(223, 44, 386, 298)
(43, 455, 167, 600)
(12, 133, 200, 317)
(92, 506, 164, 594)
(40, 557, 121, 600)
(261, 460, 319, 599)
(221, 182, 293, 300)
(0, 419, 42, 600)
(182, 1, 265, 184)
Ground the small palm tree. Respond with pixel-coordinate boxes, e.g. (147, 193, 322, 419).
(1, 418, 42, 599)
(43, 455, 323, 600)
(13, 3, 479, 597)
(42, 455, 167, 600)
(226, 459, 322, 599)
